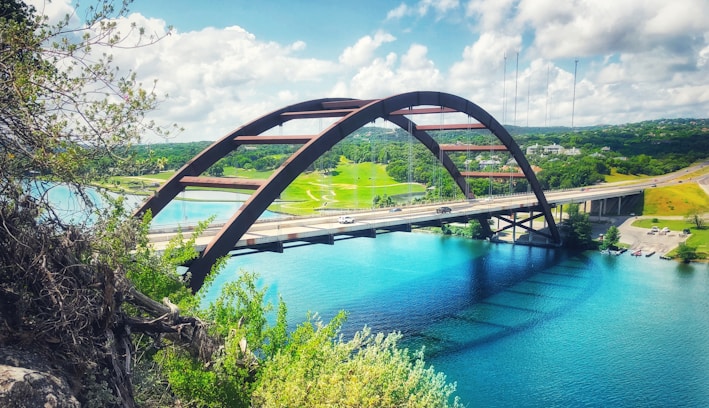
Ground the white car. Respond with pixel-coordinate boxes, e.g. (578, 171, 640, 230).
(651, 226, 659, 233)
(337, 216, 355, 224)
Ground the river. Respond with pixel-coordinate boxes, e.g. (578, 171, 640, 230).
(204, 232, 709, 407)
(48, 183, 709, 406)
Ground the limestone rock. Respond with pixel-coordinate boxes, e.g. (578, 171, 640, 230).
(0, 348, 79, 408)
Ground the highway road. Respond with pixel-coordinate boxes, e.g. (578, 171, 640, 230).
(147, 160, 707, 253)
(148, 184, 644, 252)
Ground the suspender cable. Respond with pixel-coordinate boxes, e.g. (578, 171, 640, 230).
(407, 108, 413, 203)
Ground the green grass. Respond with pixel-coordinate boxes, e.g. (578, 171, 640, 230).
(631, 218, 708, 259)
(272, 161, 424, 215)
(643, 183, 709, 215)
(605, 168, 648, 183)
(100, 161, 424, 213)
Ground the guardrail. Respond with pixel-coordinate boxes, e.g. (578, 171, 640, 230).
(147, 184, 647, 235)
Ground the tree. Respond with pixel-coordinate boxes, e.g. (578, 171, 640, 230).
(685, 210, 706, 229)
(0, 4, 463, 407)
(676, 243, 698, 263)
(563, 204, 594, 249)
(601, 225, 621, 250)
(0, 2, 188, 406)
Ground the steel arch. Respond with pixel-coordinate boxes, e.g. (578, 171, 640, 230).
(135, 91, 560, 291)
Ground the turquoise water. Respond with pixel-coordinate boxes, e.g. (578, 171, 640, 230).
(39, 183, 280, 227)
(46, 185, 709, 406)
(205, 232, 709, 407)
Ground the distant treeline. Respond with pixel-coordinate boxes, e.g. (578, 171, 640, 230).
(96, 118, 708, 195)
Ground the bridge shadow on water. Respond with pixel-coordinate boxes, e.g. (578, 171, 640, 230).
(393, 246, 603, 359)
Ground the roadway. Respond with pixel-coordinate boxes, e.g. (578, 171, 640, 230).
(147, 159, 708, 253)
(147, 184, 646, 253)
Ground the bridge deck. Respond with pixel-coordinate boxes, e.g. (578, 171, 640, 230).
(148, 184, 645, 253)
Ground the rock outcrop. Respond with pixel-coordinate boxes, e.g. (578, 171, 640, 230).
(0, 348, 79, 408)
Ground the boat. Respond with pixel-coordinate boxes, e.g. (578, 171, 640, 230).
(631, 250, 642, 257)
(645, 251, 655, 257)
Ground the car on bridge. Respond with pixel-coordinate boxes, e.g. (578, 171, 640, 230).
(436, 206, 452, 214)
(337, 216, 355, 224)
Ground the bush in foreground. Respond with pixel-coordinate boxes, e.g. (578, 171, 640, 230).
(252, 312, 463, 408)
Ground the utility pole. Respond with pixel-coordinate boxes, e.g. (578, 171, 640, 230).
(572, 58, 578, 129)
(514, 51, 519, 126)
(545, 64, 550, 127)
(502, 53, 507, 124)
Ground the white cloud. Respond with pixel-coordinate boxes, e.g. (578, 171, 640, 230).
(339, 31, 396, 67)
(464, 0, 516, 32)
(346, 44, 442, 99)
(517, 0, 709, 59)
(24, 0, 709, 141)
(386, 3, 410, 20)
(101, 16, 342, 142)
(25, 0, 77, 26)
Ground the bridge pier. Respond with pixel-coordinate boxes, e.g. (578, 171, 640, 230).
(589, 193, 643, 217)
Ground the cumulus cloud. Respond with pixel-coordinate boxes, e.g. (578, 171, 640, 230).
(23, 0, 709, 140)
(25, 0, 77, 26)
(386, 3, 410, 20)
(417, 0, 460, 17)
(101, 15, 342, 141)
(464, 0, 516, 32)
(517, 0, 709, 59)
(339, 31, 396, 67)
(346, 44, 442, 100)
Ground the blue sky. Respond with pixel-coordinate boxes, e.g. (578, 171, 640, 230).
(30, 0, 709, 142)
(132, 0, 477, 76)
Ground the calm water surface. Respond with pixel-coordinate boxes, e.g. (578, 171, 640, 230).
(205, 232, 709, 407)
(40, 183, 280, 226)
(47, 185, 709, 406)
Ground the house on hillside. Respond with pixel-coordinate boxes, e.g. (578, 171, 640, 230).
(526, 144, 541, 155)
(543, 143, 564, 154)
(478, 159, 501, 169)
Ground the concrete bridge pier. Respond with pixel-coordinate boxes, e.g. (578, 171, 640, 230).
(589, 193, 643, 217)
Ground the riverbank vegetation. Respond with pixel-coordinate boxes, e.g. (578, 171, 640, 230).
(0, 2, 464, 406)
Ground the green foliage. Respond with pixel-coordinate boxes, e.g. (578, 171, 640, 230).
(446, 220, 488, 239)
(601, 225, 621, 250)
(159, 269, 288, 407)
(123, 213, 216, 311)
(563, 204, 594, 249)
(536, 155, 607, 189)
(686, 210, 706, 229)
(252, 313, 463, 408)
(676, 243, 699, 263)
(372, 193, 395, 208)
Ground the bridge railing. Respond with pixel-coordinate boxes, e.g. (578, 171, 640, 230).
(145, 182, 642, 235)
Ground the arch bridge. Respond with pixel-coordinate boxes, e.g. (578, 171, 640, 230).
(135, 91, 561, 291)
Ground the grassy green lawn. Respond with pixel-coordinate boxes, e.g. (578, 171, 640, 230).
(605, 169, 648, 183)
(273, 162, 424, 215)
(643, 182, 709, 215)
(631, 218, 708, 259)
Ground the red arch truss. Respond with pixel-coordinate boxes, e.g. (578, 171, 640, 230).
(135, 91, 560, 291)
